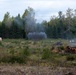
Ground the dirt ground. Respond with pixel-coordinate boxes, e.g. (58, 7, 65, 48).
(0, 66, 76, 75)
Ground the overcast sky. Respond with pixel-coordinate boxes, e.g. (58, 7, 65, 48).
(0, 0, 76, 22)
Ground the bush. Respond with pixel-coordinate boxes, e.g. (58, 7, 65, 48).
(42, 48, 51, 59)
(22, 46, 30, 58)
(66, 55, 75, 61)
(0, 55, 25, 64)
(0, 46, 30, 64)
(9, 49, 15, 55)
(59, 46, 64, 50)
(8, 55, 25, 64)
(0, 42, 3, 46)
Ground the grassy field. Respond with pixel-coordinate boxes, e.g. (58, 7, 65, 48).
(0, 39, 76, 67)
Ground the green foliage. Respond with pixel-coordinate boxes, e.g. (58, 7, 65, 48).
(22, 46, 30, 57)
(42, 48, 51, 59)
(0, 46, 30, 64)
(0, 42, 3, 46)
(8, 55, 25, 64)
(58, 46, 65, 50)
(9, 49, 15, 55)
(0, 55, 25, 64)
(0, 8, 76, 39)
(0, 39, 76, 67)
(66, 55, 75, 61)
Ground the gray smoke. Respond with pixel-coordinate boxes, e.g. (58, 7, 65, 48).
(27, 32, 47, 40)
(15, 17, 22, 26)
(23, 8, 45, 33)
(23, 7, 47, 40)
(23, 9, 36, 33)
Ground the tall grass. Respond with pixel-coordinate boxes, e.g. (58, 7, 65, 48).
(0, 39, 75, 66)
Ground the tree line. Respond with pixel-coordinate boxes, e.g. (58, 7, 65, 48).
(43, 8, 76, 39)
(0, 7, 76, 39)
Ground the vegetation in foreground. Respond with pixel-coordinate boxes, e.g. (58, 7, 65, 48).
(0, 39, 76, 67)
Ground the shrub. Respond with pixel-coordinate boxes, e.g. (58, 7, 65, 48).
(59, 46, 64, 50)
(0, 55, 25, 64)
(0, 42, 3, 46)
(22, 46, 30, 58)
(66, 55, 75, 61)
(9, 49, 15, 55)
(0, 46, 30, 64)
(42, 48, 51, 59)
(8, 55, 25, 64)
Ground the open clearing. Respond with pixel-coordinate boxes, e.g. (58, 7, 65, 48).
(0, 39, 76, 75)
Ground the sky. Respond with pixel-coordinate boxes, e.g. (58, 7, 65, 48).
(0, 0, 76, 23)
